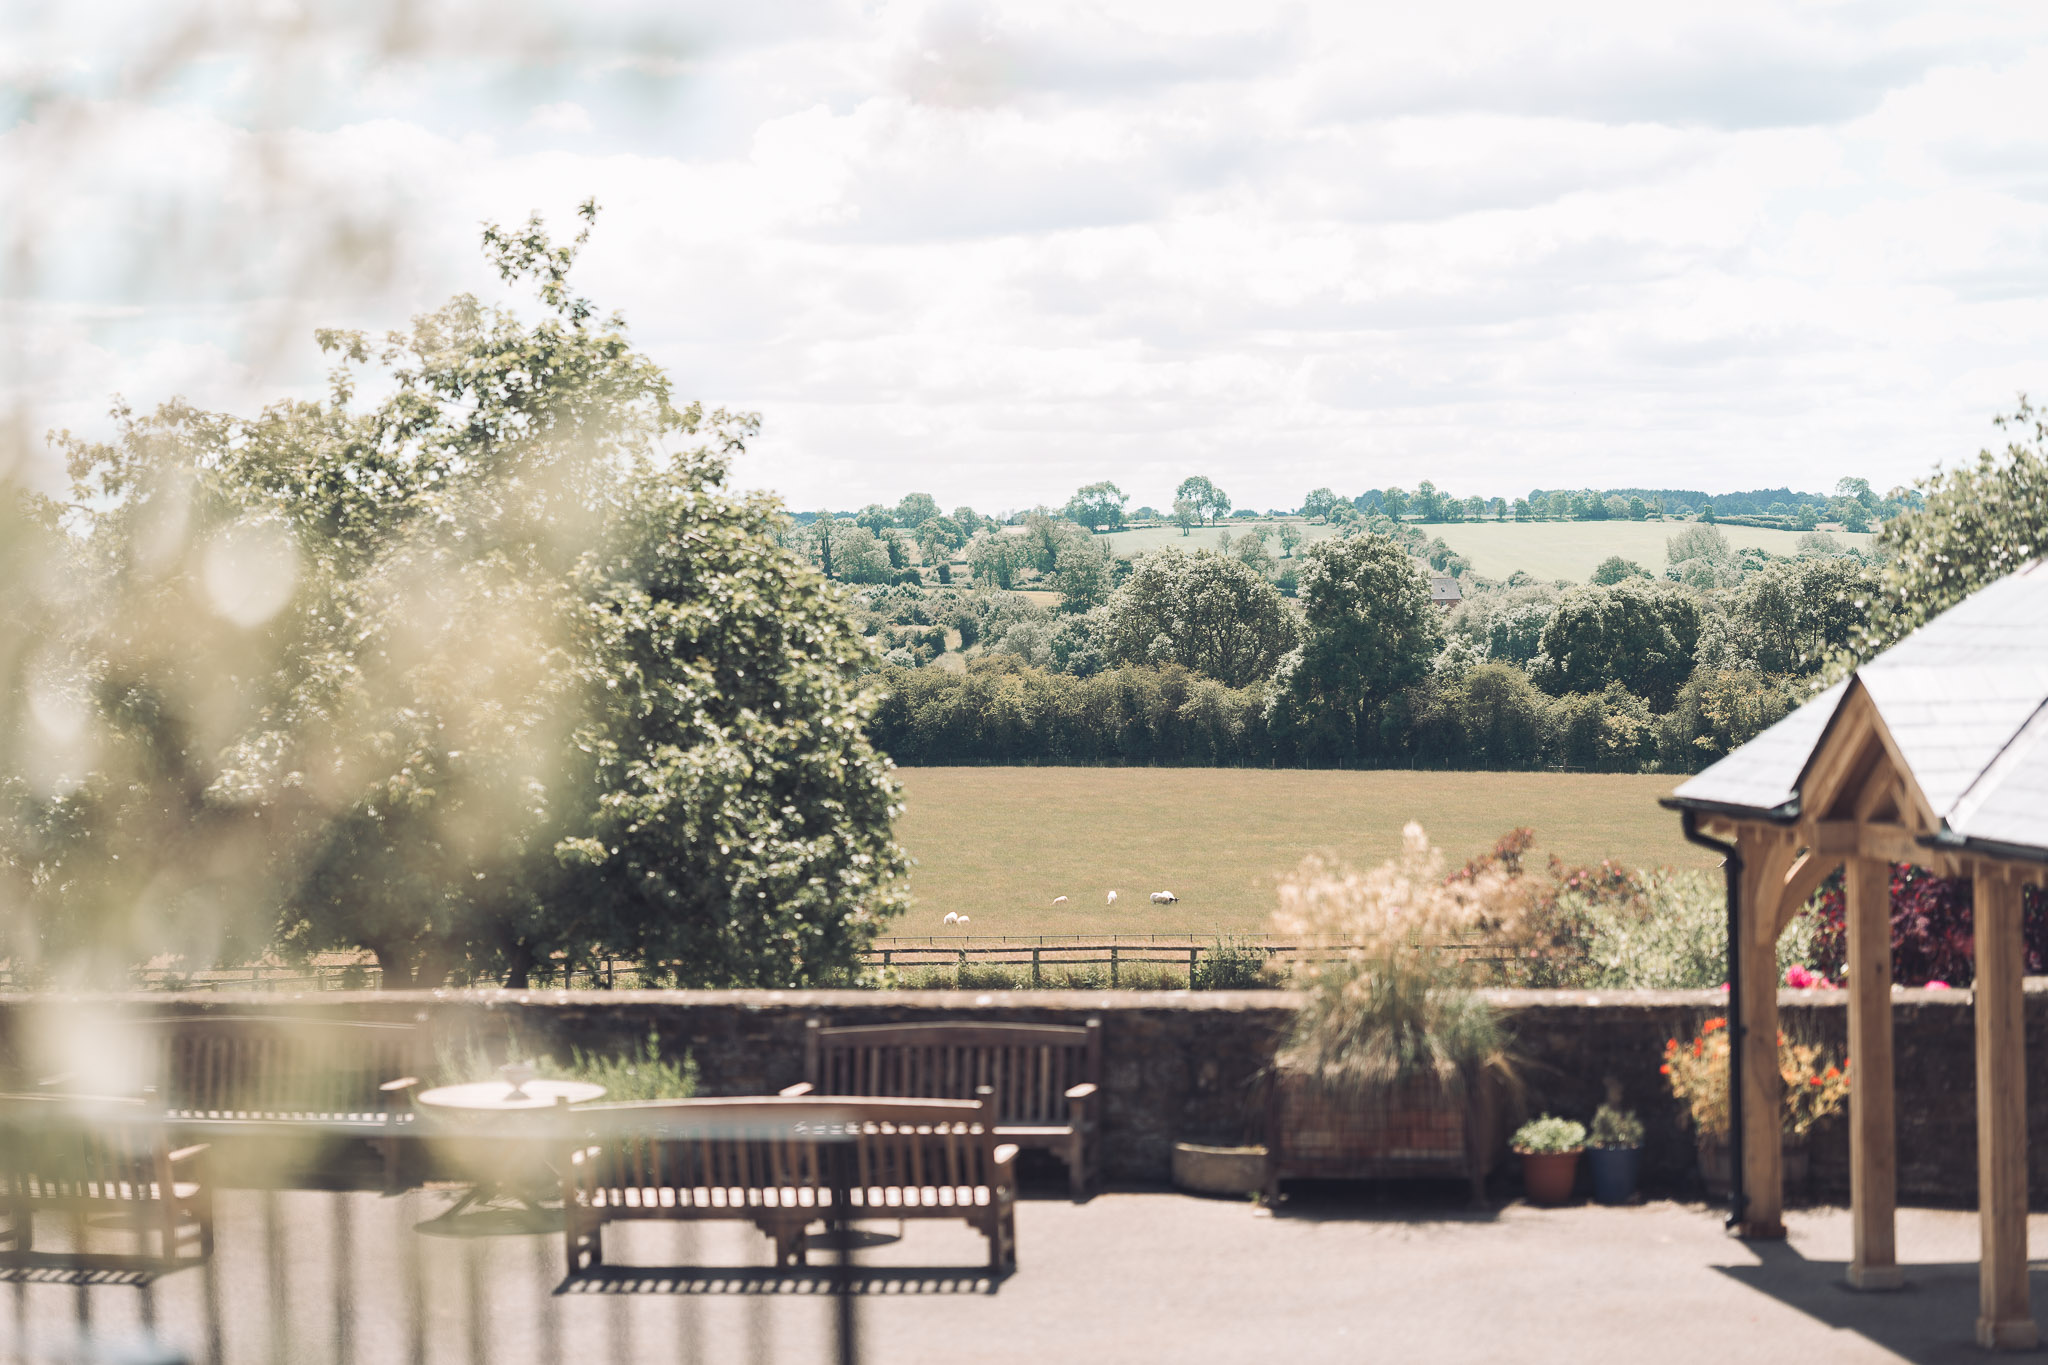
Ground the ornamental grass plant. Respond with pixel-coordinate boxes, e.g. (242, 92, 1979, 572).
(1661, 1018, 1849, 1138)
(1272, 823, 1513, 1100)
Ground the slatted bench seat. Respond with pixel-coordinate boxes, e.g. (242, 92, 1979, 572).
(0, 1093, 214, 1267)
(562, 1095, 1017, 1272)
(125, 1016, 427, 1188)
(785, 1018, 1101, 1199)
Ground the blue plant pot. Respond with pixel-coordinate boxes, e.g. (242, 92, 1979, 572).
(1586, 1145, 1640, 1205)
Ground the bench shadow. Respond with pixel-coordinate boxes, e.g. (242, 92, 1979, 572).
(555, 1265, 1008, 1296)
(0, 1257, 167, 1284)
(1715, 1240, 2048, 1364)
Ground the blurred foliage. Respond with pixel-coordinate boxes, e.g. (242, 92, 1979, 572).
(0, 208, 904, 989)
(1836, 396, 2048, 674)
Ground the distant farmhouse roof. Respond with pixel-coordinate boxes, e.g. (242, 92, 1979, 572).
(1428, 577, 1462, 606)
(1665, 559, 2048, 863)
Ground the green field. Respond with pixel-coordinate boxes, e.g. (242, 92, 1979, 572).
(1421, 520, 1874, 583)
(1096, 519, 1870, 584)
(889, 767, 1706, 938)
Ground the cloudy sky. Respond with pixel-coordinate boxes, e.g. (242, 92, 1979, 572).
(6, 0, 2047, 514)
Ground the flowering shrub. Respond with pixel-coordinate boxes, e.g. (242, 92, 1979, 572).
(1806, 866, 2048, 988)
(1456, 828, 1823, 990)
(1661, 1018, 1849, 1137)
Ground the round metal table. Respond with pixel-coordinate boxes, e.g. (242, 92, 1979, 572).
(416, 1077, 606, 1218)
(416, 1079, 607, 1114)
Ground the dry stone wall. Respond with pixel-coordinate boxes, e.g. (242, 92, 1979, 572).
(1, 985, 2038, 1203)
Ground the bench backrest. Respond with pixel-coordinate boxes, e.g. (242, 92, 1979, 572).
(0, 1094, 170, 1206)
(137, 1017, 426, 1118)
(803, 1019, 1101, 1126)
(571, 1095, 1003, 1198)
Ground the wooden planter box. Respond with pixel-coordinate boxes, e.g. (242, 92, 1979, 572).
(1262, 1066, 1502, 1205)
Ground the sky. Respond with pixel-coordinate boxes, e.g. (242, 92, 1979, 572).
(5, 0, 2048, 516)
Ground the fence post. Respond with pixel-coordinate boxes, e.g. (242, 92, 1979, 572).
(1188, 945, 1199, 988)
(1032, 947, 1041, 989)
(1110, 945, 1119, 988)
(882, 949, 893, 972)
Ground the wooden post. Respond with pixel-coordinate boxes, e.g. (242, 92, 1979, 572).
(1737, 827, 1787, 1239)
(1845, 855, 1900, 1290)
(1973, 867, 2036, 1350)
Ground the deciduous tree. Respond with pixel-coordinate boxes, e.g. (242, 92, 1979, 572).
(6, 207, 907, 990)
(1100, 549, 1294, 686)
(1266, 534, 1443, 758)
(1063, 481, 1129, 532)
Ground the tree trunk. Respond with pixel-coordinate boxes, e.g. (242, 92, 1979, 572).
(502, 940, 535, 990)
(412, 942, 456, 992)
(369, 944, 414, 991)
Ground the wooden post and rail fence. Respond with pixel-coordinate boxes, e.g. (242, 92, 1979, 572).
(0, 933, 1510, 993)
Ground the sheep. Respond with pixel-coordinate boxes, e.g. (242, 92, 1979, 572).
(957, 915, 971, 925)
(1107, 890, 1118, 906)
(943, 912, 960, 925)
(1150, 891, 1178, 904)
(1052, 895, 1069, 905)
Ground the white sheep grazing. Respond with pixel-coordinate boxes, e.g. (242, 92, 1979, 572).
(1150, 890, 1178, 904)
(1052, 895, 1069, 905)
(957, 915, 971, 925)
(1107, 890, 1118, 906)
(943, 912, 960, 925)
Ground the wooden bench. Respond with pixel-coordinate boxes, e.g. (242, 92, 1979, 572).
(786, 1018, 1101, 1199)
(0, 1093, 214, 1267)
(562, 1095, 1017, 1272)
(123, 1016, 428, 1188)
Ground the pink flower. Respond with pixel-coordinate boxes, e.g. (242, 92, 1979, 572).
(1924, 980, 1951, 991)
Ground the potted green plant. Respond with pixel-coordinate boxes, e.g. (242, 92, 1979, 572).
(1263, 825, 1518, 1208)
(1585, 1102, 1644, 1205)
(1512, 1115, 1585, 1205)
(1662, 1018, 1849, 1195)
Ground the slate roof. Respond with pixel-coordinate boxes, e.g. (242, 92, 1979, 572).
(1666, 560, 2048, 861)
(1429, 577, 1462, 605)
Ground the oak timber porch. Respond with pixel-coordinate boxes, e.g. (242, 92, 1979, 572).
(1664, 559, 2048, 1350)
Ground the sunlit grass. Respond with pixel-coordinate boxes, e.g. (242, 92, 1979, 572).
(891, 767, 1706, 937)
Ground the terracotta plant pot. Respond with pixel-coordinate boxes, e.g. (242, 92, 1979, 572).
(1518, 1148, 1582, 1206)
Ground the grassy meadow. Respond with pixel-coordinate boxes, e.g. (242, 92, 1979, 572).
(1093, 518, 1871, 584)
(1421, 519, 1874, 582)
(889, 767, 1707, 938)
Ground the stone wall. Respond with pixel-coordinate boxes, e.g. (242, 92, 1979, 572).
(2, 984, 2039, 1203)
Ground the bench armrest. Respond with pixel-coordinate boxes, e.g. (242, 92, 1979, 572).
(167, 1144, 210, 1165)
(1063, 1083, 1098, 1102)
(992, 1143, 1020, 1167)
(779, 1082, 816, 1097)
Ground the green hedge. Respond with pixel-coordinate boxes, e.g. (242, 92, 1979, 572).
(867, 658, 1806, 772)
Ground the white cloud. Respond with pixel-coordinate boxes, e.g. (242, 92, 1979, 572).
(7, 0, 2048, 512)
(526, 101, 595, 135)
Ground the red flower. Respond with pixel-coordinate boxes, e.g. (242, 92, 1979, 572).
(1659, 1064, 1671, 1075)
